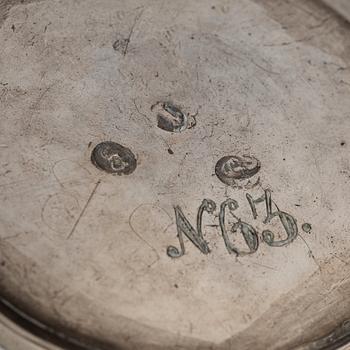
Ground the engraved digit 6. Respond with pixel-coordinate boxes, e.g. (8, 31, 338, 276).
(219, 199, 259, 256)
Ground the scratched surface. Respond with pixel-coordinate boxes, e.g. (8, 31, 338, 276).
(1, 0, 350, 349)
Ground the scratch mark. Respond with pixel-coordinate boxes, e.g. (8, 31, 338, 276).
(123, 9, 144, 56)
(288, 1, 324, 21)
(308, 16, 331, 29)
(250, 261, 277, 271)
(133, 99, 152, 126)
(177, 152, 189, 178)
(1, 232, 26, 241)
(27, 82, 57, 128)
(67, 179, 101, 239)
(30, 85, 52, 111)
(250, 59, 280, 75)
(340, 80, 350, 87)
(264, 24, 337, 48)
(331, 254, 349, 265)
(298, 233, 321, 269)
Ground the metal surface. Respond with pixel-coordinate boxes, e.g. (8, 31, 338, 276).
(322, 0, 350, 23)
(1, 0, 350, 349)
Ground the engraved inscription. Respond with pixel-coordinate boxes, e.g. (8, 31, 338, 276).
(167, 199, 216, 258)
(219, 199, 259, 256)
(167, 189, 307, 258)
(247, 189, 298, 247)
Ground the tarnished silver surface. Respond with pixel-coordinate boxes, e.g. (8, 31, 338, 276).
(322, 0, 350, 23)
(1, 0, 350, 349)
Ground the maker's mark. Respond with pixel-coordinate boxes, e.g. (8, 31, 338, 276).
(215, 155, 261, 186)
(91, 141, 137, 175)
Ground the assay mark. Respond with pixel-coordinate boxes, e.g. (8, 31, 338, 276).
(167, 189, 308, 258)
